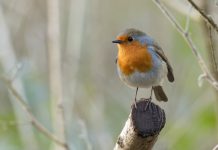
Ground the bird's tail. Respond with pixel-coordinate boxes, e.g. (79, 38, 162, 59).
(153, 86, 168, 102)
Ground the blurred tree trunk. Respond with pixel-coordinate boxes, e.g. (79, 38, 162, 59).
(62, 0, 87, 139)
(0, 7, 39, 150)
(201, 0, 218, 138)
(46, 0, 68, 149)
(201, 1, 218, 81)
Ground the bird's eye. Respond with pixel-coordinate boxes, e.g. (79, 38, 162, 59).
(127, 36, 133, 42)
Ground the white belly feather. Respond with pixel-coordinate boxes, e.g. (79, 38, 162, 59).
(117, 60, 167, 88)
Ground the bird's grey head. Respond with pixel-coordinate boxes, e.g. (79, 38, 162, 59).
(112, 28, 153, 46)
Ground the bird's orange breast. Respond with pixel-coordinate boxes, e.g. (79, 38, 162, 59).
(117, 41, 152, 76)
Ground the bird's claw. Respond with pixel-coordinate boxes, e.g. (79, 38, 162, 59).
(134, 98, 137, 108)
(144, 97, 152, 110)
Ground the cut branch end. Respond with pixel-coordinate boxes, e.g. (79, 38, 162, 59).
(114, 99, 165, 150)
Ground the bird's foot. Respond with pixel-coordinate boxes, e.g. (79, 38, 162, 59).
(144, 96, 152, 110)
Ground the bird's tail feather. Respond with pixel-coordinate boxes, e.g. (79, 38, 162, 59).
(153, 86, 168, 102)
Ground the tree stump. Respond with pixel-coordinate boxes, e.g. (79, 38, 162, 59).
(114, 98, 166, 150)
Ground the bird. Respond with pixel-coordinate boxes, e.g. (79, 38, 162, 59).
(112, 28, 174, 107)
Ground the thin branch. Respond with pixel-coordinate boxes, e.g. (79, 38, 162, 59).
(1, 76, 67, 148)
(187, 0, 218, 33)
(152, 0, 218, 90)
(184, 5, 192, 33)
(46, 0, 68, 149)
(208, 25, 218, 72)
(78, 120, 93, 150)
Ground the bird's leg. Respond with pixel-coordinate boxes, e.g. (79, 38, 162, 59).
(144, 87, 153, 110)
(149, 86, 153, 100)
(134, 87, 138, 108)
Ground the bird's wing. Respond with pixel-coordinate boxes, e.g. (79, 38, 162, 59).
(152, 42, 174, 82)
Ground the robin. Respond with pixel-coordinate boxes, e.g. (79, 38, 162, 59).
(112, 28, 174, 106)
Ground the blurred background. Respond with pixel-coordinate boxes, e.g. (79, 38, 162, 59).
(0, 0, 218, 150)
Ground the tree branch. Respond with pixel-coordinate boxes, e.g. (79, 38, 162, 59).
(200, 1, 218, 80)
(1, 76, 67, 148)
(152, 0, 218, 90)
(212, 144, 218, 150)
(46, 0, 68, 149)
(187, 0, 218, 33)
(208, 26, 218, 72)
(114, 99, 165, 150)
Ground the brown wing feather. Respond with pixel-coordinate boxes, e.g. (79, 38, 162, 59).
(153, 42, 174, 82)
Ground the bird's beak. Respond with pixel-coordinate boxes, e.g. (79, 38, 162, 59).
(112, 40, 123, 44)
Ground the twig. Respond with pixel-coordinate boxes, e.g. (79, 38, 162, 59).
(208, 25, 218, 73)
(187, 0, 218, 33)
(184, 5, 192, 33)
(152, 0, 218, 90)
(1, 76, 67, 148)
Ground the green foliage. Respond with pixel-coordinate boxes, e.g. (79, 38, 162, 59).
(0, 114, 23, 150)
